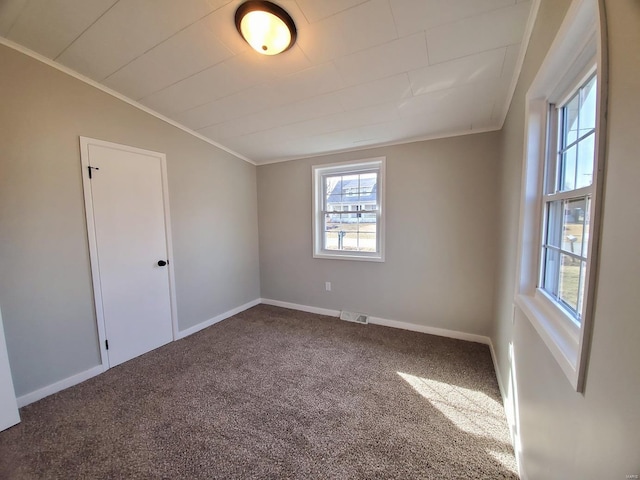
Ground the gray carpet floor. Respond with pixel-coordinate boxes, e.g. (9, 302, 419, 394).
(0, 305, 518, 479)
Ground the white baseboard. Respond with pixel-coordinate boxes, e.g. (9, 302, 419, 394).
(369, 316, 491, 345)
(488, 340, 506, 399)
(16, 299, 261, 407)
(17, 365, 103, 407)
(260, 298, 491, 345)
(260, 298, 341, 317)
(176, 298, 261, 340)
(488, 338, 528, 480)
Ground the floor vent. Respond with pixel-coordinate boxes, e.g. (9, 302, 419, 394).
(340, 311, 369, 324)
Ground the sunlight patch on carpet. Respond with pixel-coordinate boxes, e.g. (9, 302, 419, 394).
(397, 372, 517, 474)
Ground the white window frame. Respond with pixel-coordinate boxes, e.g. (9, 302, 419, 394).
(514, 0, 606, 392)
(312, 157, 385, 262)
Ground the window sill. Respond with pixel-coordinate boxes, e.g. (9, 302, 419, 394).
(515, 291, 581, 390)
(313, 251, 384, 262)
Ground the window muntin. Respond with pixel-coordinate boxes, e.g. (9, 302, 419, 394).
(313, 158, 385, 261)
(540, 75, 597, 323)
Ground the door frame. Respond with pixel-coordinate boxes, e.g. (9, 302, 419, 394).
(80, 136, 179, 371)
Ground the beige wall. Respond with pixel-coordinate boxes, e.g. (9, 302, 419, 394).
(0, 45, 260, 397)
(257, 134, 500, 336)
(492, 0, 640, 478)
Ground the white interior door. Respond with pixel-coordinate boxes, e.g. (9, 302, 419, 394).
(0, 305, 20, 431)
(82, 138, 175, 368)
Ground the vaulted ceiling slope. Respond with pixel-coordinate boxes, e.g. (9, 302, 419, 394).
(0, 0, 534, 164)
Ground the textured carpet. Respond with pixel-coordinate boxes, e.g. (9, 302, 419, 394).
(0, 305, 518, 479)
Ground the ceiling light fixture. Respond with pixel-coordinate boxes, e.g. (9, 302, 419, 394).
(235, 1, 297, 56)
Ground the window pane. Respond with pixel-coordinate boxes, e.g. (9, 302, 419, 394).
(579, 76, 597, 134)
(358, 229, 377, 252)
(325, 212, 343, 224)
(546, 200, 563, 248)
(325, 176, 340, 208)
(323, 213, 378, 252)
(324, 230, 339, 250)
(559, 254, 580, 312)
(564, 93, 580, 146)
(361, 211, 376, 222)
(340, 232, 358, 251)
(325, 229, 348, 251)
(338, 231, 374, 252)
(324, 213, 343, 251)
(342, 174, 360, 198)
(542, 247, 560, 296)
(326, 173, 378, 214)
(575, 133, 595, 189)
(358, 172, 377, 203)
(562, 198, 587, 255)
(560, 144, 577, 191)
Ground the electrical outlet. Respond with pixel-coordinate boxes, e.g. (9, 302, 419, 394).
(325, 282, 331, 291)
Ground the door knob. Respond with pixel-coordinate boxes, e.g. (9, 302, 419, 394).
(157, 260, 167, 267)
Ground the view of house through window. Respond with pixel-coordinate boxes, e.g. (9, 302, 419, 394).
(540, 75, 597, 322)
(323, 171, 378, 252)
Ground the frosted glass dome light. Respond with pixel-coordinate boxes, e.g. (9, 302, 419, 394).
(235, 1, 297, 56)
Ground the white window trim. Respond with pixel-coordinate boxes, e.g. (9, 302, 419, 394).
(514, 0, 607, 392)
(312, 157, 386, 262)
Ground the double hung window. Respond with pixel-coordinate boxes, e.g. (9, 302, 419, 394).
(540, 76, 597, 323)
(312, 158, 385, 261)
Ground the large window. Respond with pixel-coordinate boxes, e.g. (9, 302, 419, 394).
(540, 75, 597, 322)
(312, 158, 385, 261)
(515, 0, 605, 392)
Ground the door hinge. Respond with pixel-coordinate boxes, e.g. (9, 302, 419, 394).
(88, 166, 100, 179)
(105, 339, 109, 350)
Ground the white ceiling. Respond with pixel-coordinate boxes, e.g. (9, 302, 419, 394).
(0, 0, 534, 164)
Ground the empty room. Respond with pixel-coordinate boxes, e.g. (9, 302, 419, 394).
(0, 0, 638, 478)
